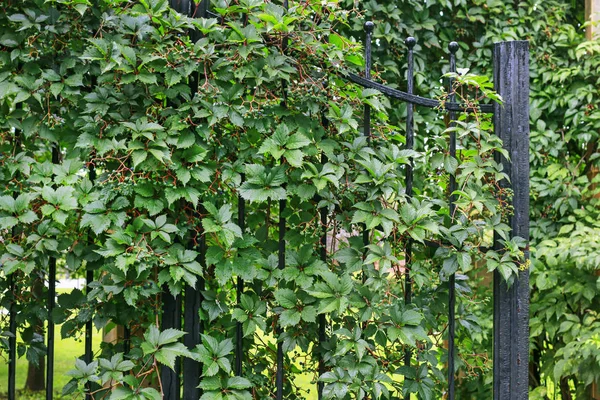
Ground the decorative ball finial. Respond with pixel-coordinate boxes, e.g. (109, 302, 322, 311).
(405, 37, 416, 49)
(448, 41, 459, 54)
(364, 21, 375, 34)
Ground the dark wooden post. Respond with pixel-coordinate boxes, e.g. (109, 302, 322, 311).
(492, 40, 530, 400)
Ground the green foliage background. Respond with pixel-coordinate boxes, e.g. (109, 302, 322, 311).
(0, 0, 597, 399)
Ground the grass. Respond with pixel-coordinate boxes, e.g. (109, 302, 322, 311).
(0, 293, 399, 400)
(0, 289, 103, 400)
(0, 327, 317, 400)
(0, 324, 103, 400)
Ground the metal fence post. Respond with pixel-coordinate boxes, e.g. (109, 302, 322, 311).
(161, 290, 182, 400)
(165, 2, 212, 398)
(492, 40, 530, 400)
(46, 144, 60, 400)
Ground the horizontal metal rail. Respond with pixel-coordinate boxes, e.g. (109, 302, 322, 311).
(346, 73, 495, 113)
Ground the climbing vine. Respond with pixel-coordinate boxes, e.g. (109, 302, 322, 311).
(0, 0, 526, 399)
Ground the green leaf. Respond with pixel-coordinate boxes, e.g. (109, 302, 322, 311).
(158, 328, 186, 346)
(401, 310, 422, 326)
(228, 376, 252, 390)
(301, 306, 317, 323)
(279, 309, 301, 327)
(138, 72, 157, 84)
(286, 133, 311, 149)
(155, 343, 191, 370)
(274, 288, 297, 308)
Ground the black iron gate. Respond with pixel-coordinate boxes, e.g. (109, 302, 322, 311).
(162, 2, 531, 399)
(346, 25, 531, 400)
(3, 1, 529, 399)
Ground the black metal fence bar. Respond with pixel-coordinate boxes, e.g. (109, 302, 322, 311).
(46, 144, 60, 400)
(84, 270, 94, 366)
(183, 216, 207, 399)
(359, 23, 373, 299)
(346, 73, 495, 113)
(8, 126, 20, 400)
(183, 272, 202, 399)
(182, 4, 205, 396)
(447, 41, 459, 400)
(316, 82, 332, 398)
(161, 290, 182, 399)
(360, 22, 373, 287)
(236, 189, 245, 376)
(8, 273, 16, 400)
(492, 41, 530, 400)
(363, 22, 374, 140)
(85, 162, 96, 400)
(121, 326, 129, 354)
(404, 36, 416, 367)
(317, 198, 327, 400)
(47, 257, 56, 400)
(182, 226, 202, 399)
(275, 198, 286, 400)
(275, 3, 289, 397)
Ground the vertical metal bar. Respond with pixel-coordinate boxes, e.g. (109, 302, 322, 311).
(235, 186, 245, 376)
(8, 274, 16, 400)
(492, 40, 530, 400)
(123, 326, 131, 354)
(46, 144, 60, 400)
(194, 0, 209, 18)
(183, 241, 202, 399)
(317, 111, 329, 399)
(317, 209, 326, 400)
(361, 21, 374, 271)
(46, 258, 56, 400)
(447, 41, 459, 400)
(167, 2, 209, 397)
(404, 36, 416, 368)
(275, 198, 286, 400)
(363, 21, 374, 140)
(85, 163, 96, 400)
(160, 290, 181, 400)
(8, 130, 20, 400)
(275, 2, 289, 398)
(182, 0, 206, 392)
(186, 212, 206, 399)
(84, 266, 94, 365)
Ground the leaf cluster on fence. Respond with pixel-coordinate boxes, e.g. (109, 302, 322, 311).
(337, 0, 600, 398)
(0, 0, 526, 398)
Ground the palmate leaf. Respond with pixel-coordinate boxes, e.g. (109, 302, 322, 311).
(301, 306, 317, 323)
(155, 343, 191, 371)
(199, 376, 252, 400)
(238, 184, 286, 202)
(238, 164, 288, 202)
(158, 328, 186, 346)
(400, 310, 423, 326)
(317, 297, 349, 315)
(279, 309, 301, 327)
(202, 204, 242, 247)
(258, 137, 285, 159)
(0, 216, 18, 230)
(193, 336, 234, 376)
(274, 288, 297, 308)
(259, 126, 310, 167)
(0, 195, 15, 212)
(283, 149, 304, 167)
(286, 132, 311, 149)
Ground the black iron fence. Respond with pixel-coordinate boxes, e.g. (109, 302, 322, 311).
(2, 1, 529, 399)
